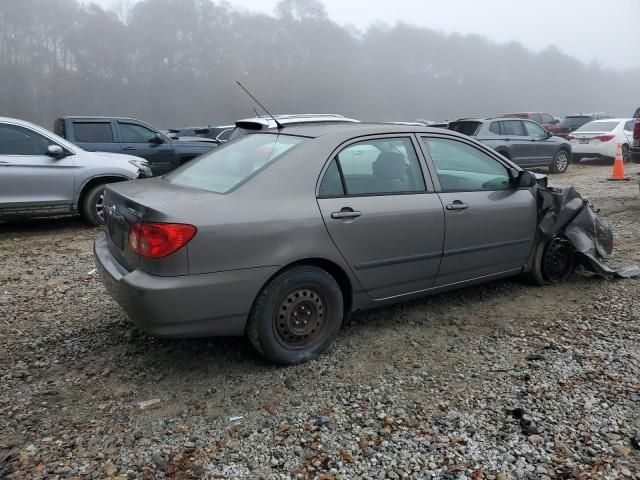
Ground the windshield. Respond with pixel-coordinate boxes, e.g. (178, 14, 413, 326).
(165, 133, 304, 193)
(576, 121, 618, 132)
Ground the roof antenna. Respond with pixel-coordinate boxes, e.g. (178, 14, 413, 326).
(236, 81, 283, 129)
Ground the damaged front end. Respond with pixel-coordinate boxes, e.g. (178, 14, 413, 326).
(533, 177, 639, 279)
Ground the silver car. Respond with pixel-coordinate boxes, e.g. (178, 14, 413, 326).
(0, 117, 151, 225)
(95, 123, 571, 364)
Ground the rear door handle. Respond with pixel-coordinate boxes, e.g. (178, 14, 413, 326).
(446, 201, 469, 211)
(331, 209, 362, 219)
(122, 146, 136, 151)
(0, 161, 11, 166)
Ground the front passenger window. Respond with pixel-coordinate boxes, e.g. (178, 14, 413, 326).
(0, 124, 51, 155)
(422, 137, 510, 191)
(523, 121, 546, 137)
(119, 123, 157, 143)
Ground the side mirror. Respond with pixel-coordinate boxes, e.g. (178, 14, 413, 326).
(546, 130, 553, 138)
(47, 144, 66, 158)
(516, 170, 536, 188)
(150, 133, 165, 144)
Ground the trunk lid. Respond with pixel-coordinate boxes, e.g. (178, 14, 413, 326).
(102, 178, 216, 273)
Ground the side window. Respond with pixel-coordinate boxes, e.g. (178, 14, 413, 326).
(321, 137, 426, 196)
(73, 122, 114, 143)
(533, 114, 543, 124)
(318, 160, 344, 197)
(489, 122, 502, 135)
(119, 123, 157, 143)
(502, 120, 526, 136)
(523, 121, 546, 137)
(0, 123, 51, 155)
(422, 137, 511, 192)
(542, 113, 555, 124)
(624, 120, 634, 131)
(217, 129, 233, 141)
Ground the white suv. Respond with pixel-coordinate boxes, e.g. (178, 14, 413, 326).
(0, 117, 151, 226)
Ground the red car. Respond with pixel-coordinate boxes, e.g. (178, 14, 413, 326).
(503, 112, 561, 134)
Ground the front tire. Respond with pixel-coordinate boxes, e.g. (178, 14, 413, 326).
(549, 150, 570, 174)
(523, 237, 574, 286)
(246, 266, 344, 365)
(82, 183, 107, 226)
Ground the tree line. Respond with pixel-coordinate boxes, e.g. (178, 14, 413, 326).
(1, 0, 638, 130)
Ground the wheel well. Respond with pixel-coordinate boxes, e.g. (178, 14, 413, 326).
(77, 176, 128, 213)
(265, 259, 353, 315)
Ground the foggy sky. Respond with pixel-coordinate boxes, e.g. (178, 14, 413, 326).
(92, 0, 640, 70)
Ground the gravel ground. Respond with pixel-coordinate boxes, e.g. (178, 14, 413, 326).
(1, 161, 639, 479)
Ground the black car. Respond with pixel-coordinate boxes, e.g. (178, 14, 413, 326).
(170, 125, 235, 143)
(449, 117, 572, 173)
(556, 113, 613, 138)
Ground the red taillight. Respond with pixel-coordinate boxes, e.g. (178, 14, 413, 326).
(633, 121, 640, 140)
(566, 135, 575, 141)
(595, 134, 614, 142)
(129, 222, 197, 259)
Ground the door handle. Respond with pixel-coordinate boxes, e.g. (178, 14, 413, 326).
(504, 138, 511, 141)
(331, 208, 362, 219)
(0, 161, 11, 166)
(446, 201, 469, 211)
(122, 146, 136, 151)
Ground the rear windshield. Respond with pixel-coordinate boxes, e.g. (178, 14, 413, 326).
(448, 121, 481, 136)
(165, 133, 304, 193)
(560, 116, 590, 128)
(575, 121, 618, 132)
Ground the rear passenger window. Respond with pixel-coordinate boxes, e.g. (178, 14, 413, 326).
(73, 122, 114, 143)
(318, 160, 344, 197)
(489, 122, 501, 135)
(422, 137, 510, 192)
(502, 120, 526, 136)
(320, 137, 426, 196)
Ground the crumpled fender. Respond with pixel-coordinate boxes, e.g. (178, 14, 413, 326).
(533, 182, 639, 279)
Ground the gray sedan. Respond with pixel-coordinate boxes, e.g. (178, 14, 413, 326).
(95, 123, 572, 364)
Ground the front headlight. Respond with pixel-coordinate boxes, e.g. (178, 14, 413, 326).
(129, 159, 152, 177)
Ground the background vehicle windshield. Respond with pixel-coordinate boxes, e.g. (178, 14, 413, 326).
(165, 133, 304, 193)
(448, 121, 481, 136)
(560, 116, 590, 129)
(576, 121, 618, 132)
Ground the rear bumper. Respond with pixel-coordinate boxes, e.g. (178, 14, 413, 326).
(94, 234, 278, 337)
(570, 142, 616, 159)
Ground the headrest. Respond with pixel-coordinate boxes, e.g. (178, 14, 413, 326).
(373, 152, 406, 180)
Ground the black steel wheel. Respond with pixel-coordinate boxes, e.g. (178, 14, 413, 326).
(274, 287, 327, 349)
(541, 237, 574, 283)
(247, 265, 344, 365)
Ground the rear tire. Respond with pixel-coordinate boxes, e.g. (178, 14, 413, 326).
(246, 266, 344, 365)
(82, 183, 107, 226)
(549, 150, 570, 174)
(523, 237, 574, 286)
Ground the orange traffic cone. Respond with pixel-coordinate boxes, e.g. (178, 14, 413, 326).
(608, 143, 630, 181)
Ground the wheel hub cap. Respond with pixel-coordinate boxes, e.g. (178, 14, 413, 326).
(274, 288, 325, 347)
